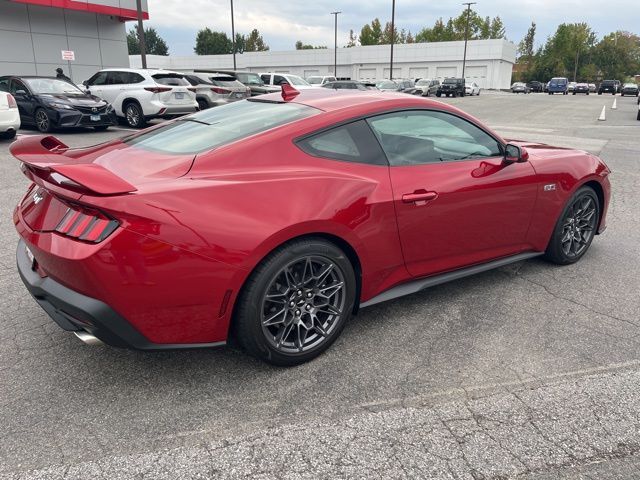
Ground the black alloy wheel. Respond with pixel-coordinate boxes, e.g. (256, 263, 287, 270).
(35, 108, 51, 133)
(545, 186, 600, 265)
(197, 98, 209, 111)
(124, 102, 146, 128)
(234, 238, 356, 366)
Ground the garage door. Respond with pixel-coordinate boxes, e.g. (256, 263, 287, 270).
(436, 67, 457, 80)
(409, 67, 428, 80)
(358, 68, 376, 80)
(464, 66, 488, 87)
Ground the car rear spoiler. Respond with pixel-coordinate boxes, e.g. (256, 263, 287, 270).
(10, 135, 137, 195)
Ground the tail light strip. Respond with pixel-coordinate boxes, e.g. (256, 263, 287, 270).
(7, 94, 17, 109)
(54, 206, 118, 243)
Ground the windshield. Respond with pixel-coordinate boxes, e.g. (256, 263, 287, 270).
(23, 78, 83, 95)
(376, 81, 397, 89)
(236, 72, 264, 86)
(416, 79, 431, 86)
(307, 77, 323, 84)
(287, 75, 310, 86)
(124, 100, 319, 155)
(550, 78, 566, 85)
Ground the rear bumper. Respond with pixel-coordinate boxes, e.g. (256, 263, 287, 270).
(17, 239, 225, 350)
(0, 110, 21, 132)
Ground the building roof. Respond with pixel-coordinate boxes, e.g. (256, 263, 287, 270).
(9, 0, 149, 20)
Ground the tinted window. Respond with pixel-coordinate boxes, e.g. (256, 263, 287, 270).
(126, 72, 145, 84)
(88, 71, 108, 86)
(367, 110, 502, 166)
(10, 79, 27, 94)
(0, 78, 9, 92)
(260, 74, 271, 84)
(236, 72, 263, 85)
(210, 77, 245, 88)
(273, 75, 288, 85)
(106, 71, 128, 85)
(297, 120, 386, 165)
(125, 100, 318, 154)
(152, 74, 188, 86)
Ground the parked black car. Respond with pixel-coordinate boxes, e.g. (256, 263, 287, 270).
(198, 70, 281, 96)
(598, 80, 620, 95)
(0, 76, 116, 132)
(414, 78, 441, 97)
(321, 81, 369, 91)
(526, 81, 544, 92)
(437, 78, 466, 97)
(573, 83, 590, 95)
(621, 83, 639, 96)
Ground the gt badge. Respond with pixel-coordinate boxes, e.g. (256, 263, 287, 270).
(32, 189, 44, 204)
(543, 184, 556, 192)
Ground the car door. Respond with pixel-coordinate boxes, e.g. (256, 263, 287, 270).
(98, 71, 125, 104)
(85, 71, 109, 100)
(366, 109, 538, 278)
(9, 79, 34, 123)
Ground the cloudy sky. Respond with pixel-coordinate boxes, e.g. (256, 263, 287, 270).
(144, 0, 638, 55)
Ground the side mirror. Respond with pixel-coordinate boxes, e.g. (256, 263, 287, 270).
(82, 80, 89, 86)
(504, 143, 529, 164)
(15, 89, 26, 95)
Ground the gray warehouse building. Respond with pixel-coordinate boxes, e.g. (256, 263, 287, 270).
(0, 0, 148, 81)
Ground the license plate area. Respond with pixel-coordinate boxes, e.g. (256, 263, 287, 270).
(175, 92, 184, 100)
(90, 115, 101, 121)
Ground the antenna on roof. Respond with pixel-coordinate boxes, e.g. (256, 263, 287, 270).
(281, 83, 300, 101)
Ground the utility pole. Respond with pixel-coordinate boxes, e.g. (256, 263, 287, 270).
(136, 0, 147, 69)
(331, 11, 341, 77)
(461, 2, 476, 80)
(231, 0, 236, 69)
(389, 0, 396, 79)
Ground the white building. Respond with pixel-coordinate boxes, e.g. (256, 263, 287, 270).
(130, 39, 516, 90)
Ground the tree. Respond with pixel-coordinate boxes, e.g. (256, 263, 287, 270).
(381, 21, 400, 44)
(347, 29, 357, 47)
(489, 16, 506, 40)
(592, 31, 640, 80)
(414, 8, 506, 43)
(245, 29, 269, 51)
(370, 18, 383, 44)
(194, 28, 232, 55)
(234, 33, 245, 54)
(359, 24, 376, 45)
(127, 27, 168, 55)
(406, 31, 415, 44)
(517, 22, 536, 60)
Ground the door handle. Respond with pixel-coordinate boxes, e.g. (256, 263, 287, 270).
(402, 190, 438, 204)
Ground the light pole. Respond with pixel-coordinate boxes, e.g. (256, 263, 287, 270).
(389, 0, 395, 79)
(461, 2, 476, 80)
(231, 0, 236, 69)
(330, 11, 341, 77)
(136, 0, 147, 69)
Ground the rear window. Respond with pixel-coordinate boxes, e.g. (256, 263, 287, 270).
(152, 74, 189, 86)
(209, 77, 245, 88)
(124, 100, 318, 154)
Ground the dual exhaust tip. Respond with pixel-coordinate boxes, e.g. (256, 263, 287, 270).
(73, 331, 103, 346)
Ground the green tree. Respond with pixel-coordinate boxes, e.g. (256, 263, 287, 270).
(245, 28, 269, 51)
(516, 22, 536, 81)
(347, 29, 357, 47)
(295, 40, 327, 50)
(127, 27, 169, 55)
(359, 24, 376, 45)
(592, 31, 640, 80)
(489, 16, 506, 39)
(415, 8, 506, 43)
(194, 28, 232, 55)
(381, 21, 400, 44)
(234, 33, 245, 54)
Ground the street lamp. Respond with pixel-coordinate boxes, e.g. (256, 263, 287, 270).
(330, 11, 341, 78)
(461, 2, 476, 80)
(231, 0, 236, 69)
(136, 0, 147, 69)
(389, 0, 395, 80)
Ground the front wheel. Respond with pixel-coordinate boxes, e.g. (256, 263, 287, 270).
(35, 108, 52, 133)
(544, 186, 600, 265)
(233, 238, 356, 366)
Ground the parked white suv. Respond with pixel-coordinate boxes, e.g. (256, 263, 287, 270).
(259, 73, 314, 89)
(306, 75, 337, 87)
(82, 68, 198, 128)
(0, 91, 20, 139)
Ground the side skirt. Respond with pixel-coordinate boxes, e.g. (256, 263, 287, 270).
(360, 252, 543, 308)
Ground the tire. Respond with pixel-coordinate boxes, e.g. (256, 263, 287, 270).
(124, 102, 146, 128)
(34, 108, 52, 133)
(544, 186, 600, 265)
(637, 110, 640, 121)
(197, 98, 209, 111)
(233, 238, 356, 366)
(436, 93, 441, 97)
(93, 125, 109, 131)
(0, 130, 17, 140)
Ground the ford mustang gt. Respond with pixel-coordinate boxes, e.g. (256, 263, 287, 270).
(12, 86, 611, 366)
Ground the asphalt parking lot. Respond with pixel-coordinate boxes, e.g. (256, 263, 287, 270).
(1, 92, 639, 479)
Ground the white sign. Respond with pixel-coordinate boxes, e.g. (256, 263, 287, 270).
(61, 50, 75, 61)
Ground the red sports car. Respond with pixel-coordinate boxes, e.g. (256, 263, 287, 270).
(13, 87, 611, 366)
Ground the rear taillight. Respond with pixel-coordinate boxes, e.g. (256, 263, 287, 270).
(187, 87, 197, 93)
(54, 205, 119, 243)
(7, 94, 17, 109)
(144, 86, 172, 94)
(210, 87, 230, 94)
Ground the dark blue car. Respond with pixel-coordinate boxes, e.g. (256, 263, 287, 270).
(548, 77, 569, 95)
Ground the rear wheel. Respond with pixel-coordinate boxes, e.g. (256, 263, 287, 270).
(197, 98, 209, 111)
(234, 238, 356, 366)
(35, 108, 52, 133)
(0, 130, 17, 140)
(124, 102, 146, 128)
(544, 186, 600, 265)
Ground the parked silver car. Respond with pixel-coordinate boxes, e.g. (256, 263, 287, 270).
(182, 72, 250, 110)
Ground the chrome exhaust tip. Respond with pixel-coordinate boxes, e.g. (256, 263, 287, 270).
(74, 331, 104, 346)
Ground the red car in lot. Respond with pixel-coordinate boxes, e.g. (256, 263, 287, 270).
(13, 87, 611, 365)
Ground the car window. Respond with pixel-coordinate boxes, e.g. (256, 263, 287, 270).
(367, 110, 503, 166)
(297, 120, 387, 165)
(0, 78, 9, 92)
(152, 74, 189, 86)
(125, 100, 319, 155)
(88, 71, 108, 86)
(260, 74, 271, 84)
(126, 72, 145, 84)
(273, 75, 289, 86)
(10, 79, 28, 94)
(210, 78, 245, 88)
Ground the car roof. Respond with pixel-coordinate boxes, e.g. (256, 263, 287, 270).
(99, 68, 183, 75)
